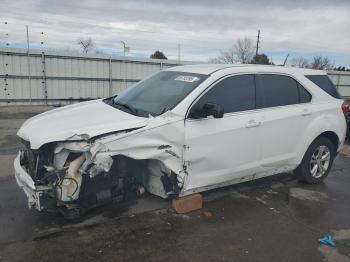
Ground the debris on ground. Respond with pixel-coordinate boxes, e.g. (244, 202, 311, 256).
(203, 211, 213, 218)
(269, 207, 281, 214)
(173, 213, 191, 220)
(266, 189, 279, 195)
(319, 235, 336, 247)
(255, 195, 268, 205)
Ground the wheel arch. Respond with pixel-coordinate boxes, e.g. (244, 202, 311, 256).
(294, 130, 339, 183)
(315, 131, 339, 153)
(296, 130, 340, 167)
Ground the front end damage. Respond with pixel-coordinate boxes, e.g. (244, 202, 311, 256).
(15, 131, 185, 219)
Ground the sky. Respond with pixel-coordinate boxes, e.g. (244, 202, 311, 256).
(0, 0, 350, 66)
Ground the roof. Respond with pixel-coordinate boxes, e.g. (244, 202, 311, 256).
(165, 64, 327, 76)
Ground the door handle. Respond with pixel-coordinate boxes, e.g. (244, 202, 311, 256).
(301, 109, 312, 116)
(245, 120, 261, 128)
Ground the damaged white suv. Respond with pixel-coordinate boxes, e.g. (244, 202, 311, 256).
(14, 64, 347, 218)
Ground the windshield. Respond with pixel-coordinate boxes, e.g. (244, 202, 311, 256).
(106, 71, 208, 117)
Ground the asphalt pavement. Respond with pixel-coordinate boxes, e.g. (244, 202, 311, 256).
(1, 106, 350, 262)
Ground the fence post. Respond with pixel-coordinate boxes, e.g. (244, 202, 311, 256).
(41, 52, 48, 105)
(27, 50, 32, 104)
(109, 58, 112, 96)
(3, 52, 10, 103)
(337, 73, 341, 91)
(123, 58, 127, 90)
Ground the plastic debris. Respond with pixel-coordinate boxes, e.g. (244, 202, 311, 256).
(319, 235, 336, 247)
(204, 211, 213, 217)
(267, 189, 279, 195)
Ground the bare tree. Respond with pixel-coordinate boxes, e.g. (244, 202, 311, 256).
(234, 37, 254, 64)
(289, 57, 309, 68)
(209, 37, 254, 64)
(310, 56, 331, 70)
(77, 38, 94, 53)
(209, 49, 235, 64)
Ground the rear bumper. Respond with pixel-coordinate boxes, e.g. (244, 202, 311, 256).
(14, 152, 51, 211)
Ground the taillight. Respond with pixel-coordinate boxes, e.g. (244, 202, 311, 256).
(341, 101, 349, 119)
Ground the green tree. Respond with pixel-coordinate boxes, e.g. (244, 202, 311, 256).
(251, 53, 271, 65)
(150, 50, 168, 60)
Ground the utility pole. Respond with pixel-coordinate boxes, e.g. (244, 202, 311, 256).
(26, 25, 32, 103)
(178, 43, 181, 63)
(255, 29, 260, 57)
(26, 25, 30, 51)
(283, 54, 290, 66)
(120, 41, 126, 56)
(120, 41, 127, 90)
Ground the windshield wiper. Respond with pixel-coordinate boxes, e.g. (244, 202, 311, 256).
(159, 107, 168, 115)
(113, 101, 138, 115)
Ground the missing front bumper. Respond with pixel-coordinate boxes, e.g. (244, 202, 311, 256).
(14, 152, 52, 211)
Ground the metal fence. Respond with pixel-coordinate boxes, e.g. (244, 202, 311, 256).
(0, 48, 192, 105)
(1, 48, 350, 105)
(328, 71, 350, 101)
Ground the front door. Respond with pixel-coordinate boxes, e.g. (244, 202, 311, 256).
(183, 74, 262, 191)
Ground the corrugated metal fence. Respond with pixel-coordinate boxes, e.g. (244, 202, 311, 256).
(328, 71, 350, 100)
(0, 48, 191, 105)
(1, 48, 350, 105)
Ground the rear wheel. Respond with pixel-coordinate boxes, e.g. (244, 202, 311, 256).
(295, 137, 335, 184)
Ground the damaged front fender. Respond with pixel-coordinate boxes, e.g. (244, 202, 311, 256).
(14, 111, 188, 217)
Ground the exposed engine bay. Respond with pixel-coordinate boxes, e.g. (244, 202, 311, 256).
(19, 138, 183, 219)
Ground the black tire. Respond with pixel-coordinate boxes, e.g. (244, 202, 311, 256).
(294, 136, 335, 184)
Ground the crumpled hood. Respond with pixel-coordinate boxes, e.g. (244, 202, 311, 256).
(17, 99, 149, 149)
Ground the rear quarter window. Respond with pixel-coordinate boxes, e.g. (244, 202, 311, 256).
(297, 82, 312, 103)
(305, 75, 341, 99)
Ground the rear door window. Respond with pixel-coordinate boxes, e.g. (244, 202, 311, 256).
(305, 75, 341, 99)
(256, 74, 299, 108)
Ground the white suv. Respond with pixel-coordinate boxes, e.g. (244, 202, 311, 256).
(14, 64, 347, 218)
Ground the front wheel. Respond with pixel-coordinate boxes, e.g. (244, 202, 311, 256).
(294, 137, 335, 184)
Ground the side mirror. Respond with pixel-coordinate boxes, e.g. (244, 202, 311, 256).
(189, 102, 224, 119)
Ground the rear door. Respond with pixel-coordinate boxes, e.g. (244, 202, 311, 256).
(255, 74, 312, 174)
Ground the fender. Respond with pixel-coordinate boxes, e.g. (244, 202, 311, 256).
(294, 104, 346, 166)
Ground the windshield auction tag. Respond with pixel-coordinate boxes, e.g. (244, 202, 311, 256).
(174, 75, 200, 82)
